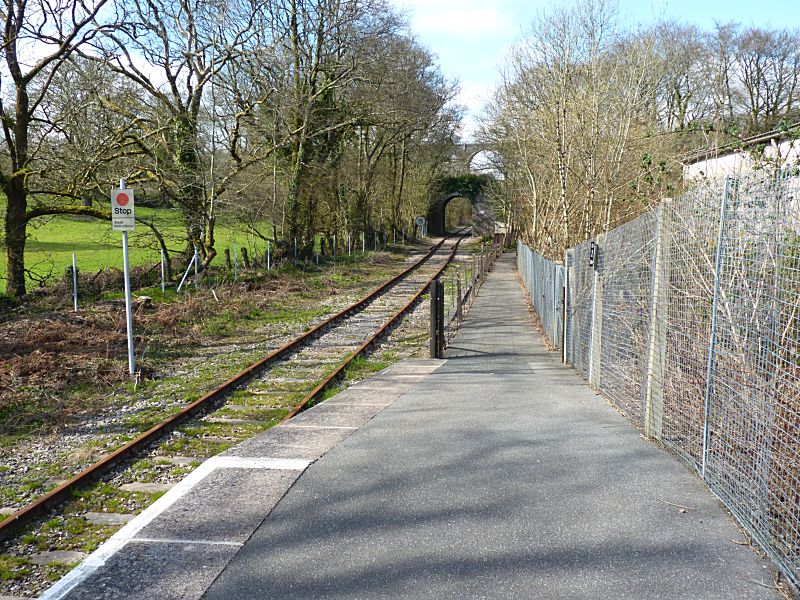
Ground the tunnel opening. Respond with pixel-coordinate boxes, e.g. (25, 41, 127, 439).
(427, 175, 495, 237)
(444, 196, 472, 232)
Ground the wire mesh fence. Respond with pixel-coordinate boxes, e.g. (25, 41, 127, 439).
(516, 245, 564, 349)
(518, 170, 800, 591)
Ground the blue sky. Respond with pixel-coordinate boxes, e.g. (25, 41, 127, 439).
(391, 0, 800, 140)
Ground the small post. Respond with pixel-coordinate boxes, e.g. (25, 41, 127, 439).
(267, 240, 271, 270)
(402, 228, 405, 246)
(193, 245, 199, 288)
(429, 279, 440, 359)
(374, 233, 378, 251)
(233, 242, 238, 280)
(333, 234, 336, 262)
(294, 237, 297, 259)
(71, 253, 79, 312)
(160, 248, 166, 293)
(456, 272, 462, 322)
(177, 253, 197, 293)
(348, 233, 351, 256)
(392, 229, 395, 245)
(437, 280, 445, 356)
(362, 232, 365, 253)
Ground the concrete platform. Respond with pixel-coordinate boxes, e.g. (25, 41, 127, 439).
(43, 253, 780, 600)
(42, 362, 441, 600)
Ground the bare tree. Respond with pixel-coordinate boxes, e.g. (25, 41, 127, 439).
(81, 0, 266, 267)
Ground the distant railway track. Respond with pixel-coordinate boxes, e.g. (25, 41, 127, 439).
(0, 231, 470, 546)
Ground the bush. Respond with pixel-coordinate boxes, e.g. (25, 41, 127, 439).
(0, 292, 18, 312)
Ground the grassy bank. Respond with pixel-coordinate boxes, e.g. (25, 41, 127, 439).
(0, 202, 274, 289)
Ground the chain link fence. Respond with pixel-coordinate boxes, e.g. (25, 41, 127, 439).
(518, 171, 800, 591)
(516, 245, 565, 349)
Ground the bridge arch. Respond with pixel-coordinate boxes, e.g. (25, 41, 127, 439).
(426, 175, 495, 236)
(450, 144, 500, 174)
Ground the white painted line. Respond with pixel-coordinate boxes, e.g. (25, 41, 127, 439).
(131, 537, 243, 547)
(282, 424, 358, 430)
(326, 403, 388, 407)
(40, 454, 312, 600)
(211, 456, 311, 471)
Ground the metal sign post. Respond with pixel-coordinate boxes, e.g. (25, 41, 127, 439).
(72, 253, 78, 312)
(160, 248, 166, 293)
(112, 178, 136, 375)
(415, 216, 425, 239)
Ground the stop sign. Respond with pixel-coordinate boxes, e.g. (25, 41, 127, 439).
(111, 188, 135, 231)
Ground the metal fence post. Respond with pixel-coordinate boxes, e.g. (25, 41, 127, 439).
(430, 280, 440, 359)
(456, 272, 462, 324)
(552, 262, 558, 345)
(193, 245, 199, 288)
(644, 201, 671, 439)
(160, 248, 166, 292)
(589, 234, 605, 389)
(71, 253, 79, 312)
(437, 280, 445, 357)
(702, 178, 731, 479)
(560, 279, 566, 362)
(563, 249, 570, 363)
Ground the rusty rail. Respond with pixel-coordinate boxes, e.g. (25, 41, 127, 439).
(0, 234, 463, 542)
(284, 234, 468, 419)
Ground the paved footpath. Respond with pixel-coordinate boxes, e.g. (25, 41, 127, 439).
(48, 252, 779, 599)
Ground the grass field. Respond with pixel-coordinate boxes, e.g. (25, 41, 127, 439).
(0, 202, 274, 289)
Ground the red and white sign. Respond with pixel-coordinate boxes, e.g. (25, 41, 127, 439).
(111, 188, 135, 231)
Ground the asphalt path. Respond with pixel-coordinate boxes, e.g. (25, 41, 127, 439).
(202, 252, 778, 599)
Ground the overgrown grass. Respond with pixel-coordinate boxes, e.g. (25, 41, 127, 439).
(0, 555, 31, 581)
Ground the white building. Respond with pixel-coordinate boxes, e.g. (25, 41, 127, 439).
(683, 126, 800, 180)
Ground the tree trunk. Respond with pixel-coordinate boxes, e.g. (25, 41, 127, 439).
(4, 178, 27, 297)
(4, 82, 31, 298)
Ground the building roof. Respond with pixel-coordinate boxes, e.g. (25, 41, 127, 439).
(683, 122, 800, 165)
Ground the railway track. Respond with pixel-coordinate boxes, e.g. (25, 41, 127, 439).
(0, 232, 473, 587)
